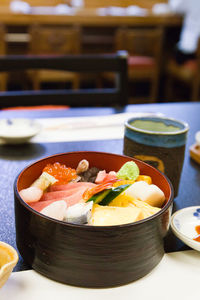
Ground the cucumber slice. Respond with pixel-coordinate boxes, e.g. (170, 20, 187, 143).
(100, 184, 130, 206)
(87, 189, 111, 204)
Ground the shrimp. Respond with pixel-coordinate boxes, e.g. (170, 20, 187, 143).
(76, 159, 89, 174)
(19, 186, 43, 203)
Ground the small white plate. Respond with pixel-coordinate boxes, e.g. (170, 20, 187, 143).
(0, 118, 41, 144)
(195, 131, 200, 145)
(171, 206, 200, 251)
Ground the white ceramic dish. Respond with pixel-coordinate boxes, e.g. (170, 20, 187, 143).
(171, 206, 200, 251)
(195, 131, 200, 145)
(0, 241, 18, 288)
(0, 119, 41, 144)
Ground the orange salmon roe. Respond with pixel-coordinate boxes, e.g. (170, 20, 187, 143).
(43, 162, 77, 185)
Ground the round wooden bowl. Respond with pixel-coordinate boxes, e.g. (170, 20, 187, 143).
(14, 151, 173, 288)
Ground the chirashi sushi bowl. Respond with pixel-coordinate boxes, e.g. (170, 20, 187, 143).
(14, 151, 174, 287)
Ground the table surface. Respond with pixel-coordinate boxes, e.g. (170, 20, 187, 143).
(0, 102, 199, 272)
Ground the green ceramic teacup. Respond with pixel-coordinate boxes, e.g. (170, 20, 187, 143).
(124, 115, 189, 197)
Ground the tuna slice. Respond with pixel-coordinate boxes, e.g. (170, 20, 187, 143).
(29, 182, 95, 213)
(42, 183, 96, 202)
(40, 187, 84, 202)
(49, 182, 96, 192)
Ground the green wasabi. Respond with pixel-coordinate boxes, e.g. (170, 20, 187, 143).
(117, 161, 140, 181)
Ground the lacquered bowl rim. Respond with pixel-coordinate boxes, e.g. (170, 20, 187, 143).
(14, 151, 174, 229)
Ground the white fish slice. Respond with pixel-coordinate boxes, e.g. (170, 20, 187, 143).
(125, 181, 165, 208)
(41, 200, 67, 221)
(64, 201, 93, 224)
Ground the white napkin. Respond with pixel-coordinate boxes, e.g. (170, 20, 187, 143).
(55, 4, 75, 15)
(96, 7, 107, 16)
(10, 0, 31, 13)
(97, 5, 148, 17)
(152, 3, 172, 15)
(29, 112, 164, 144)
(126, 5, 148, 16)
(70, 0, 84, 8)
(107, 6, 126, 16)
(97, 6, 126, 17)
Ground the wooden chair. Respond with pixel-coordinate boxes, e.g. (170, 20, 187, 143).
(0, 52, 128, 108)
(28, 25, 81, 90)
(0, 25, 7, 92)
(165, 41, 200, 102)
(113, 27, 164, 102)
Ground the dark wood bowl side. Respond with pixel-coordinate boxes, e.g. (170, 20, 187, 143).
(14, 151, 174, 287)
(15, 193, 172, 287)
